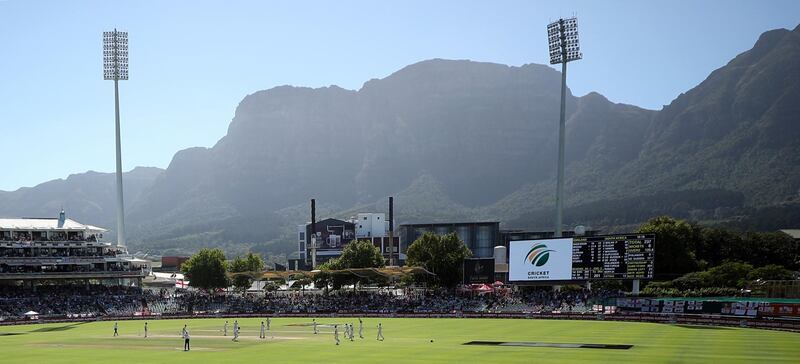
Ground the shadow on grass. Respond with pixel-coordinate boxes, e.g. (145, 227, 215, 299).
(30, 322, 91, 333)
(673, 324, 734, 330)
(0, 332, 25, 336)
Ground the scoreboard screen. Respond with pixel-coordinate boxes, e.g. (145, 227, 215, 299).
(571, 234, 655, 279)
(508, 234, 655, 282)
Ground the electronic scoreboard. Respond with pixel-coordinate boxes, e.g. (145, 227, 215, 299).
(508, 234, 654, 281)
(571, 234, 654, 279)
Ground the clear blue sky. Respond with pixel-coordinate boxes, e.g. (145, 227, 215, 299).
(0, 0, 798, 191)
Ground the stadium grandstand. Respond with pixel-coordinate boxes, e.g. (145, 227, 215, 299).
(0, 210, 149, 318)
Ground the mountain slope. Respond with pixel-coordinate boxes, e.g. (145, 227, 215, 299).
(3, 26, 799, 256)
(0, 167, 163, 229)
(492, 25, 800, 231)
(610, 26, 800, 206)
(125, 58, 654, 254)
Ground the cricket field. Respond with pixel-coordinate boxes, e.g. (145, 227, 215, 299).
(0, 317, 798, 363)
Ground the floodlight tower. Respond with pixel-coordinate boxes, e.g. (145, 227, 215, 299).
(547, 17, 582, 237)
(103, 29, 129, 248)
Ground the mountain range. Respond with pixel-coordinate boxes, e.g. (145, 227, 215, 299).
(2, 25, 799, 258)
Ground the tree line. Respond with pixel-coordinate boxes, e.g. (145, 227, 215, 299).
(181, 215, 798, 293)
(181, 232, 472, 291)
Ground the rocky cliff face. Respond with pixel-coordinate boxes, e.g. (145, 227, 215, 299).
(3, 26, 799, 256)
(124, 58, 654, 251)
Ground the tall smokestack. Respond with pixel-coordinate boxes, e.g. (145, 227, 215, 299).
(311, 198, 317, 268)
(389, 197, 394, 232)
(311, 198, 316, 235)
(388, 196, 395, 266)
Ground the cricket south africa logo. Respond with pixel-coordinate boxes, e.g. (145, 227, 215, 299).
(525, 243, 554, 267)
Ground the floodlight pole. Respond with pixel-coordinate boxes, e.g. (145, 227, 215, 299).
(555, 55, 567, 238)
(548, 18, 581, 238)
(113, 65, 126, 248)
(104, 29, 128, 248)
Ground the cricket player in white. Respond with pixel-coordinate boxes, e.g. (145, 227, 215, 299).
(344, 323, 349, 340)
(349, 323, 354, 341)
(181, 324, 187, 339)
(358, 318, 363, 339)
(377, 323, 384, 341)
(313, 319, 318, 334)
(183, 329, 190, 351)
(334, 325, 340, 345)
(260, 321, 266, 339)
(232, 320, 240, 341)
(113, 322, 118, 337)
(144, 322, 148, 338)
(224, 320, 228, 336)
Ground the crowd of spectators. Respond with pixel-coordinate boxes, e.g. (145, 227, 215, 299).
(152, 287, 621, 315)
(0, 247, 118, 258)
(0, 285, 622, 320)
(0, 264, 136, 274)
(0, 232, 99, 242)
(0, 285, 147, 318)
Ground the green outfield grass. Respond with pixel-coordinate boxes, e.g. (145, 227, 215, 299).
(0, 317, 798, 363)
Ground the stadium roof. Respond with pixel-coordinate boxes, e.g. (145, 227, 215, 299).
(230, 266, 435, 281)
(0, 218, 107, 232)
(780, 229, 800, 239)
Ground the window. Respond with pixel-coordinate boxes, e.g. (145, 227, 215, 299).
(475, 225, 492, 258)
(456, 226, 471, 251)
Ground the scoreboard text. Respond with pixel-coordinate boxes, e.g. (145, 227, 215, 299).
(571, 234, 655, 279)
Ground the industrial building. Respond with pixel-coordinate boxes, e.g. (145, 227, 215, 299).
(399, 222, 500, 258)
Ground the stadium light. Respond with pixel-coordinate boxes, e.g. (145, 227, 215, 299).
(103, 29, 128, 248)
(546, 17, 581, 237)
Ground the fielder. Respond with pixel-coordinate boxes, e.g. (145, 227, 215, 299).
(313, 319, 318, 334)
(260, 321, 266, 339)
(358, 318, 364, 339)
(113, 322, 118, 337)
(334, 325, 340, 345)
(377, 323, 384, 341)
(224, 320, 228, 336)
(183, 328, 190, 351)
(232, 320, 240, 341)
(349, 323, 354, 341)
(144, 322, 148, 338)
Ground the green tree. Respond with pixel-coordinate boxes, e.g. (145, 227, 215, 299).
(733, 232, 799, 269)
(406, 232, 472, 287)
(313, 259, 343, 292)
(312, 240, 385, 291)
(698, 227, 741, 268)
(263, 280, 283, 293)
(337, 240, 385, 269)
(670, 271, 712, 290)
(329, 257, 361, 290)
(228, 252, 266, 292)
(706, 261, 753, 288)
(181, 248, 229, 291)
(636, 216, 700, 279)
(748, 264, 796, 281)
